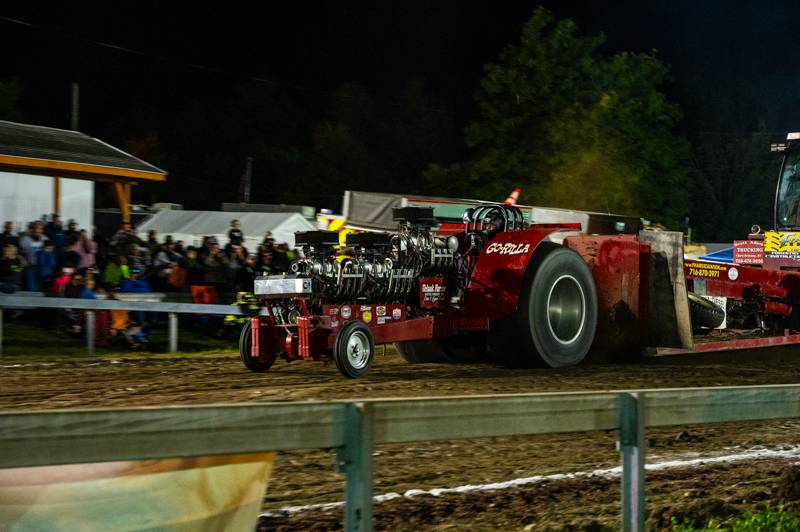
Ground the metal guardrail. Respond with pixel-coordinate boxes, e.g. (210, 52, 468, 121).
(0, 295, 258, 355)
(3, 384, 800, 531)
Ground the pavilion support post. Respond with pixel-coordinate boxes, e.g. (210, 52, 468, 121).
(114, 182, 132, 223)
(53, 177, 61, 215)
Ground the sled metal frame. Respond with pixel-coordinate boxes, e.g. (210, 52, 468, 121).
(655, 328, 800, 355)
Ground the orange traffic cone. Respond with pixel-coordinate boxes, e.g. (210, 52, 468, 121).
(504, 188, 520, 205)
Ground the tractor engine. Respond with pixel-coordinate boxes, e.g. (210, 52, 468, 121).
(286, 207, 455, 303)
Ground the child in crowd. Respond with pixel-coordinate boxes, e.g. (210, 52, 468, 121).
(0, 244, 24, 293)
(36, 243, 58, 292)
(102, 255, 128, 290)
(107, 291, 147, 347)
(51, 267, 74, 295)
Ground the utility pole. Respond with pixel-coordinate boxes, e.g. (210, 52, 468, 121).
(55, 82, 80, 216)
(70, 82, 80, 131)
(239, 156, 253, 204)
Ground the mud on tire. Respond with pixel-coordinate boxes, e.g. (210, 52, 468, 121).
(491, 246, 598, 368)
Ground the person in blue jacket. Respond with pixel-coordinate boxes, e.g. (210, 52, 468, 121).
(120, 267, 151, 329)
(36, 243, 58, 292)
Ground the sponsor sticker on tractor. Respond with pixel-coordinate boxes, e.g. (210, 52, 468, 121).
(362, 310, 372, 323)
(392, 308, 402, 320)
(763, 232, 800, 269)
(419, 276, 447, 309)
(341, 306, 352, 319)
(684, 261, 728, 279)
(485, 242, 531, 255)
(733, 240, 764, 265)
(765, 231, 800, 255)
(376, 306, 386, 317)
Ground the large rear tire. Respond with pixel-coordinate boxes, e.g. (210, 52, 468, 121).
(492, 246, 598, 368)
(239, 320, 276, 373)
(394, 340, 448, 363)
(440, 333, 487, 363)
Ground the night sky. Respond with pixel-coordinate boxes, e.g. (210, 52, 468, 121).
(2, 1, 800, 210)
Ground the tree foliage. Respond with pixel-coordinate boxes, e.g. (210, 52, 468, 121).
(0, 79, 24, 122)
(426, 7, 689, 227)
(688, 124, 778, 242)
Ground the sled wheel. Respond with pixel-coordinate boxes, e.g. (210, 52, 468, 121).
(439, 333, 487, 363)
(688, 293, 725, 329)
(239, 320, 276, 373)
(334, 321, 375, 378)
(394, 340, 448, 363)
(494, 246, 597, 368)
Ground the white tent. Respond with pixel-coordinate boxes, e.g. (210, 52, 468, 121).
(135, 210, 315, 249)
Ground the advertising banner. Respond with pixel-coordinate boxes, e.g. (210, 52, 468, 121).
(733, 240, 764, 265)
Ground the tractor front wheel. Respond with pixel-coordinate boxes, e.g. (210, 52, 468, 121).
(334, 321, 375, 378)
(239, 320, 276, 373)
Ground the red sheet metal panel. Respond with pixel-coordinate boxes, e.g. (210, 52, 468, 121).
(565, 235, 643, 356)
(464, 226, 568, 322)
(685, 259, 800, 304)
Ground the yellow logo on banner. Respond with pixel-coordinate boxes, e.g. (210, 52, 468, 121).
(764, 232, 800, 252)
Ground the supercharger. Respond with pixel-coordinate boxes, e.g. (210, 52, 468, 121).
(281, 217, 456, 302)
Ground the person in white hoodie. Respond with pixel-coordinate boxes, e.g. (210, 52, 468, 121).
(18, 221, 49, 291)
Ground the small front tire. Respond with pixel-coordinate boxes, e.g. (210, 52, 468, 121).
(239, 320, 276, 373)
(334, 321, 375, 378)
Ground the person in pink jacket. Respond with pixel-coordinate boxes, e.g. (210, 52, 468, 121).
(76, 229, 97, 270)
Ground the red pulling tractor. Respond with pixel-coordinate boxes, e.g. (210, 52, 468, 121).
(240, 134, 800, 377)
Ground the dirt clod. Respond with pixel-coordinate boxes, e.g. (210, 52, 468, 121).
(777, 465, 800, 501)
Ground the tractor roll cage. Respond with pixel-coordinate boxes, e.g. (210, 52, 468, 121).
(464, 204, 525, 233)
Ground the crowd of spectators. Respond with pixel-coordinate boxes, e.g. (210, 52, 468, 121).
(0, 215, 298, 347)
(0, 215, 296, 303)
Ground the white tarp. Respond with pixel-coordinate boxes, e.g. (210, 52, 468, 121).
(135, 210, 316, 249)
(0, 171, 94, 232)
